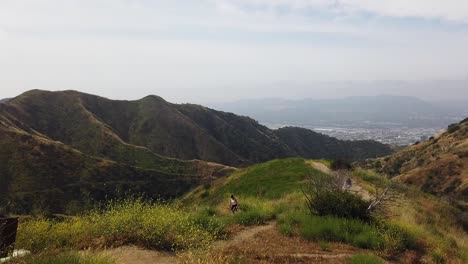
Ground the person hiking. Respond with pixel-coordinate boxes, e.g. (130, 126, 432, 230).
(344, 177, 352, 191)
(230, 194, 238, 213)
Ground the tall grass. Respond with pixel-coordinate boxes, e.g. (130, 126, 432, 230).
(278, 212, 384, 249)
(229, 197, 276, 226)
(352, 168, 389, 188)
(16, 199, 220, 252)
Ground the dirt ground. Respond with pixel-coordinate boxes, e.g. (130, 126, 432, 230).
(211, 223, 366, 264)
(91, 222, 372, 264)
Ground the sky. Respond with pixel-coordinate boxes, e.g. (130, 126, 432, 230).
(1, 0, 468, 103)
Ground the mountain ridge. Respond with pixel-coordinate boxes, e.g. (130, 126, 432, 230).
(0, 89, 393, 214)
(1, 90, 392, 166)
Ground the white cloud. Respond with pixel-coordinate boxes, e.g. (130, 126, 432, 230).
(213, 0, 468, 22)
(0, 0, 467, 101)
(343, 0, 468, 22)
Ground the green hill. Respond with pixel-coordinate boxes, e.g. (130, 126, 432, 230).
(1, 90, 392, 166)
(10, 158, 468, 263)
(0, 90, 393, 214)
(275, 126, 392, 160)
(0, 114, 231, 215)
(183, 158, 468, 262)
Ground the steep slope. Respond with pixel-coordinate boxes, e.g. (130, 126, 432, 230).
(1, 90, 243, 168)
(0, 115, 230, 214)
(78, 93, 245, 165)
(274, 127, 393, 160)
(175, 104, 292, 163)
(366, 118, 468, 208)
(1, 90, 392, 167)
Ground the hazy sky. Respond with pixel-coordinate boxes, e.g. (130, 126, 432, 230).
(1, 0, 468, 103)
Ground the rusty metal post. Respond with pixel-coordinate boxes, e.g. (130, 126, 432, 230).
(0, 217, 19, 258)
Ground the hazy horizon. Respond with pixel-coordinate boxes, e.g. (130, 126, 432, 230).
(2, 81, 468, 105)
(1, 1, 468, 103)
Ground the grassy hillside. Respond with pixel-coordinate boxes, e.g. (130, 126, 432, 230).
(0, 89, 391, 214)
(1, 90, 238, 170)
(364, 118, 468, 209)
(175, 104, 292, 163)
(1, 90, 392, 167)
(13, 158, 468, 263)
(188, 158, 322, 202)
(275, 127, 393, 160)
(0, 117, 230, 215)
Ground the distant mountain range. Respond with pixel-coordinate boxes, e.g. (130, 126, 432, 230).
(209, 95, 466, 128)
(0, 98, 10, 104)
(0, 90, 392, 214)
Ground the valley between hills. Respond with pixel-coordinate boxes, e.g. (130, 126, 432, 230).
(1, 90, 467, 264)
(0, 90, 391, 214)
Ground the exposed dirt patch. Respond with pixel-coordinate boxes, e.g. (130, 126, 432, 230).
(84, 246, 178, 264)
(213, 222, 275, 249)
(306, 161, 332, 174)
(212, 224, 366, 263)
(349, 184, 373, 201)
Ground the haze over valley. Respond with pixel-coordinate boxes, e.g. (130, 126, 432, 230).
(1, 1, 468, 263)
(209, 95, 467, 145)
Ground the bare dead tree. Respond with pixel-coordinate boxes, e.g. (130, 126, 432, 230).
(302, 168, 401, 217)
(367, 183, 401, 214)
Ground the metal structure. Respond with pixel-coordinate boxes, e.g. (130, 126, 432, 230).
(0, 217, 18, 258)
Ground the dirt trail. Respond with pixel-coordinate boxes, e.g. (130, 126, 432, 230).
(213, 222, 275, 249)
(275, 252, 352, 259)
(91, 223, 275, 264)
(94, 246, 177, 264)
(349, 184, 372, 201)
(91, 161, 376, 264)
(307, 160, 332, 174)
(89, 221, 375, 264)
(306, 160, 373, 201)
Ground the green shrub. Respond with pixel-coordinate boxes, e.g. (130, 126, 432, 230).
(231, 198, 276, 226)
(191, 208, 225, 237)
(13, 252, 114, 264)
(331, 159, 352, 170)
(309, 191, 371, 221)
(16, 199, 219, 252)
(447, 123, 460, 134)
(353, 169, 389, 188)
(348, 254, 384, 264)
(279, 212, 384, 249)
(374, 220, 418, 253)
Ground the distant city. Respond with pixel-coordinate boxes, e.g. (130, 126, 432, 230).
(263, 123, 445, 146)
(208, 95, 466, 146)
